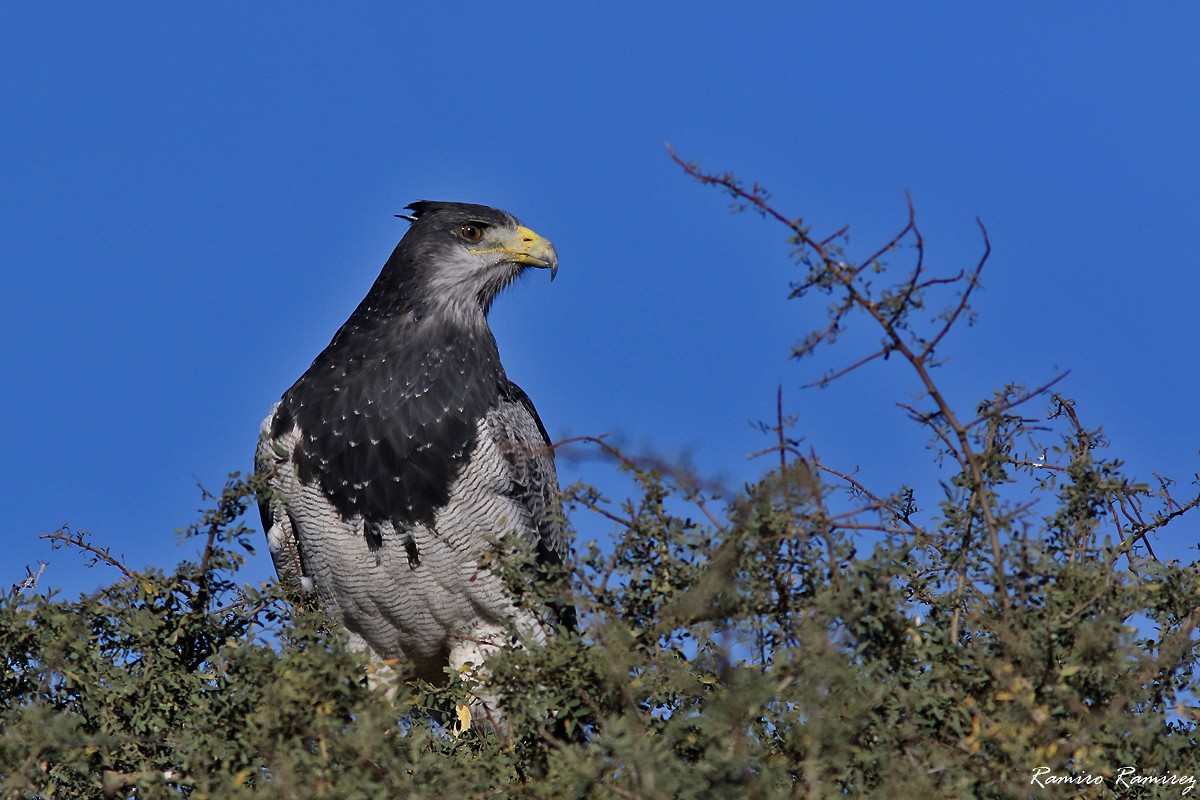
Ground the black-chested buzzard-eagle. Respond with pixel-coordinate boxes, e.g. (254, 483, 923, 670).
(255, 201, 573, 717)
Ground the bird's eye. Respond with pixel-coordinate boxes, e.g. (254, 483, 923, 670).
(459, 223, 485, 243)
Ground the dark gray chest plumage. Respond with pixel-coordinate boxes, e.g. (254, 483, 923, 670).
(273, 313, 505, 530)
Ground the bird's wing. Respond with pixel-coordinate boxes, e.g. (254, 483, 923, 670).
(491, 381, 576, 629)
(255, 403, 313, 597)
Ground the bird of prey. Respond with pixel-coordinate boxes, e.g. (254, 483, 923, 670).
(256, 201, 572, 717)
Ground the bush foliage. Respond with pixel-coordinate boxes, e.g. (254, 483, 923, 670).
(4, 158, 1199, 798)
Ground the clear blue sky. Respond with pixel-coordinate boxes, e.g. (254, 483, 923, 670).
(4, 4, 1198, 595)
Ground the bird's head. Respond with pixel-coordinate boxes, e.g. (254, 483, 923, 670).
(395, 201, 558, 316)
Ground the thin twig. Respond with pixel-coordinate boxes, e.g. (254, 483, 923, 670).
(41, 529, 137, 580)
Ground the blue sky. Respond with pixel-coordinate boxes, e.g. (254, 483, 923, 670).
(3, 4, 1198, 595)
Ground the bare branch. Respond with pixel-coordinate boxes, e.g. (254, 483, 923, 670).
(41, 527, 137, 580)
(924, 218, 990, 358)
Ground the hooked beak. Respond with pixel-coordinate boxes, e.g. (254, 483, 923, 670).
(472, 225, 559, 280)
